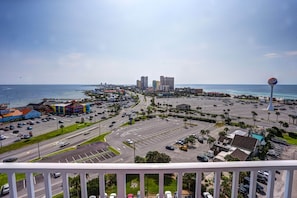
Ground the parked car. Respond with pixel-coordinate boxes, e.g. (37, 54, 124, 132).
(52, 172, 61, 178)
(203, 192, 213, 198)
(0, 134, 6, 140)
(27, 126, 33, 130)
(12, 130, 19, 134)
(0, 183, 9, 195)
(127, 193, 134, 198)
(109, 193, 117, 198)
(22, 134, 31, 139)
(165, 145, 175, 150)
(126, 139, 134, 144)
(165, 191, 173, 198)
(197, 155, 208, 162)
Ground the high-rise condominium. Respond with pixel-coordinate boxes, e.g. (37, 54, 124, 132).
(160, 76, 174, 91)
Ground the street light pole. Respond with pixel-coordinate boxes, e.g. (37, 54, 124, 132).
(98, 123, 101, 136)
(37, 142, 41, 159)
(133, 141, 136, 163)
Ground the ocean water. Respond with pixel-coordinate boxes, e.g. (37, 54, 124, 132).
(176, 84, 297, 100)
(0, 84, 296, 108)
(0, 85, 97, 108)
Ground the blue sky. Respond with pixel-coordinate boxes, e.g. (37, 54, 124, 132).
(0, 0, 297, 85)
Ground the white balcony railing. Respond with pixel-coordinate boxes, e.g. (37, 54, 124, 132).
(1, 160, 297, 198)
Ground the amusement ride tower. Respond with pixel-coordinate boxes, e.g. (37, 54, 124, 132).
(267, 77, 278, 111)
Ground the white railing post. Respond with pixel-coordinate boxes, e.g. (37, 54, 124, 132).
(99, 173, 105, 197)
(177, 171, 183, 198)
(231, 171, 239, 198)
(44, 172, 52, 198)
(26, 172, 35, 198)
(284, 170, 293, 198)
(140, 173, 145, 198)
(8, 172, 17, 198)
(213, 171, 221, 198)
(117, 172, 126, 196)
(195, 172, 202, 198)
(249, 171, 257, 198)
(62, 172, 70, 198)
(80, 173, 87, 198)
(267, 170, 275, 198)
(159, 172, 164, 198)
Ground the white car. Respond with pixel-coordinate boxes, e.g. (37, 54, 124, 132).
(109, 192, 117, 198)
(165, 191, 173, 198)
(126, 139, 134, 144)
(0, 183, 9, 195)
(203, 192, 213, 198)
(0, 135, 6, 140)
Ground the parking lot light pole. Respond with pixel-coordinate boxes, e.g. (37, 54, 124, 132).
(133, 141, 136, 163)
(37, 142, 41, 159)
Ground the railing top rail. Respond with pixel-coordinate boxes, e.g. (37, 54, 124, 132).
(1, 160, 297, 173)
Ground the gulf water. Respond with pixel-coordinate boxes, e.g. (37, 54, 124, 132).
(0, 84, 296, 108)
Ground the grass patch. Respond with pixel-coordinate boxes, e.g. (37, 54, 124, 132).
(282, 133, 297, 145)
(0, 122, 93, 155)
(80, 132, 110, 146)
(108, 146, 120, 155)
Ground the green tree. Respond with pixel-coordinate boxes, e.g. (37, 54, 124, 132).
(219, 131, 227, 137)
(207, 136, 216, 148)
(135, 155, 146, 163)
(184, 136, 196, 147)
(145, 151, 171, 163)
(200, 129, 206, 137)
(282, 122, 289, 129)
(183, 173, 196, 195)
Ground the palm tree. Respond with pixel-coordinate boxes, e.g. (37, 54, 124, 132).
(205, 129, 210, 137)
(207, 136, 216, 148)
(279, 121, 283, 128)
(219, 131, 227, 137)
(224, 127, 229, 133)
(275, 111, 280, 122)
(251, 111, 258, 127)
(200, 129, 206, 137)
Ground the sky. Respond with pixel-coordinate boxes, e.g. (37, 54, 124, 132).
(0, 0, 297, 85)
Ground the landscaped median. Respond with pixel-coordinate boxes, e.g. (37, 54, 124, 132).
(0, 122, 94, 155)
(0, 131, 119, 187)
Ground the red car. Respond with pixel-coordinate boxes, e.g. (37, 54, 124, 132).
(127, 194, 133, 198)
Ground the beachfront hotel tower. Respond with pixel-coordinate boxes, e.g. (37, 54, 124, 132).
(267, 77, 278, 111)
(141, 76, 148, 90)
(160, 76, 174, 91)
(152, 80, 160, 91)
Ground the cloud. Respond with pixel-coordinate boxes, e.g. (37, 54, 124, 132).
(264, 50, 297, 59)
(264, 53, 280, 58)
(284, 50, 297, 56)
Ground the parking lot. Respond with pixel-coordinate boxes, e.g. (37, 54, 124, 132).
(41, 142, 116, 163)
(106, 117, 226, 163)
